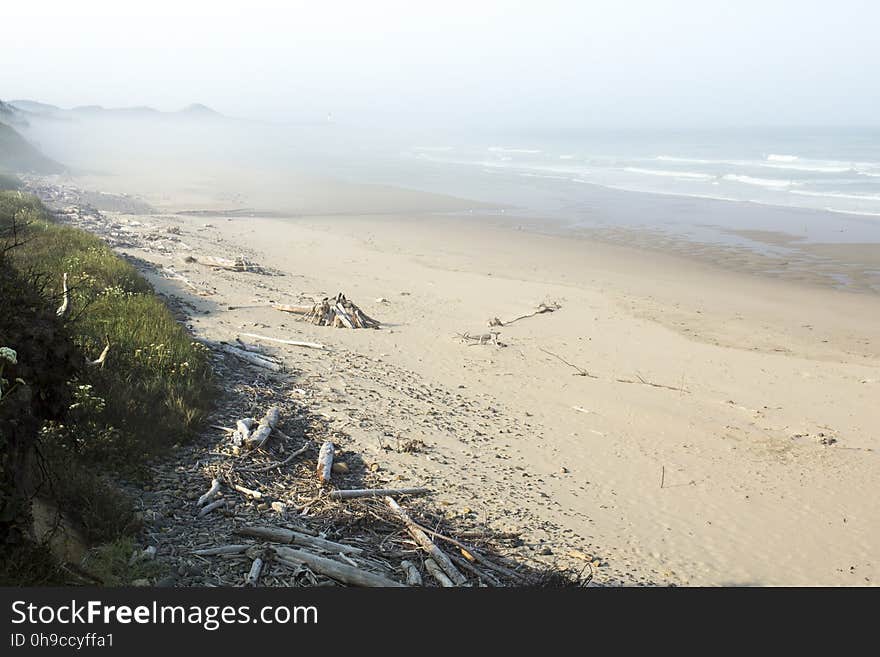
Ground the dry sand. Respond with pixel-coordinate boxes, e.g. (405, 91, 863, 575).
(41, 173, 880, 586)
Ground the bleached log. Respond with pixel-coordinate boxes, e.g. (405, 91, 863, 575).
(328, 487, 430, 500)
(234, 525, 363, 555)
(273, 546, 404, 587)
(238, 332, 325, 350)
(232, 483, 262, 499)
(89, 339, 110, 368)
(317, 441, 335, 483)
(193, 545, 250, 556)
(220, 343, 282, 372)
(198, 499, 226, 518)
(189, 254, 246, 271)
(56, 272, 70, 318)
(386, 496, 466, 586)
(245, 558, 263, 587)
(197, 478, 222, 506)
(425, 558, 455, 587)
(334, 302, 356, 328)
(231, 418, 254, 446)
(273, 304, 314, 315)
(245, 406, 281, 450)
(400, 560, 422, 586)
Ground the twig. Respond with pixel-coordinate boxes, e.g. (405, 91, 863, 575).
(539, 347, 598, 378)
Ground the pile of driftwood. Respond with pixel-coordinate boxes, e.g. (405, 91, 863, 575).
(275, 293, 380, 329)
(184, 401, 568, 588)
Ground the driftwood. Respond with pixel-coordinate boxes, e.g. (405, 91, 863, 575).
(198, 499, 226, 518)
(400, 560, 422, 586)
(235, 441, 312, 473)
(385, 496, 466, 586)
(412, 521, 524, 582)
(185, 254, 250, 271)
(283, 293, 380, 329)
(273, 546, 404, 587)
(539, 347, 598, 378)
(488, 301, 561, 327)
(616, 374, 690, 394)
(245, 558, 263, 587)
(88, 338, 110, 368)
(232, 483, 262, 500)
(197, 478, 222, 506)
(244, 406, 280, 450)
(238, 332, 325, 350)
(220, 343, 282, 372)
(424, 558, 455, 587)
(234, 526, 363, 555)
(328, 487, 430, 500)
(456, 331, 506, 347)
(56, 272, 70, 318)
(317, 441, 334, 484)
(273, 303, 314, 315)
(231, 418, 255, 447)
(192, 545, 250, 556)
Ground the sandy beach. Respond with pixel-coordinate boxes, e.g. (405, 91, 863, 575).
(30, 172, 880, 586)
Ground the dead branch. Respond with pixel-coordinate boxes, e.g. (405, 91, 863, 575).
(238, 332, 325, 350)
(385, 496, 466, 586)
(328, 487, 430, 500)
(539, 347, 598, 378)
(616, 373, 690, 394)
(273, 547, 404, 587)
(489, 301, 561, 327)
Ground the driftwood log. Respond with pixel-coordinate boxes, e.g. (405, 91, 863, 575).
(238, 332, 325, 350)
(273, 546, 403, 587)
(244, 406, 280, 450)
(328, 487, 430, 500)
(400, 560, 422, 586)
(317, 441, 335, 484)
(234, 525, 363, 555)
(424, 558, 455, 587)
(385, 496, 466, 586)
(185, 254, 250, 272)
(197, 478, 222, 506)
(197, 499, 226, 518)
(192, 545, 250, 556)
(220, 343, 282, 372)
(245, 558, 263, 587)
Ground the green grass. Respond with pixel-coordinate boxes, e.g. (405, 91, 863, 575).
(0, 191, 215, 584)
(3, 191, 214, 466)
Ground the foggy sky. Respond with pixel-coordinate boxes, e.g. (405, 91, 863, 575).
(3, 1, 879, 130)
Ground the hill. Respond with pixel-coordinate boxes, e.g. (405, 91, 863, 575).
(0, 122, 64, 174)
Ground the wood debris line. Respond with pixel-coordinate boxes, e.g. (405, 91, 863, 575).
(488, 300, 561, 327)
(274, 292, 380, 329)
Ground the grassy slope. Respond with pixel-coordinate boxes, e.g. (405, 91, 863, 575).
(0, 191, 214, 583)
